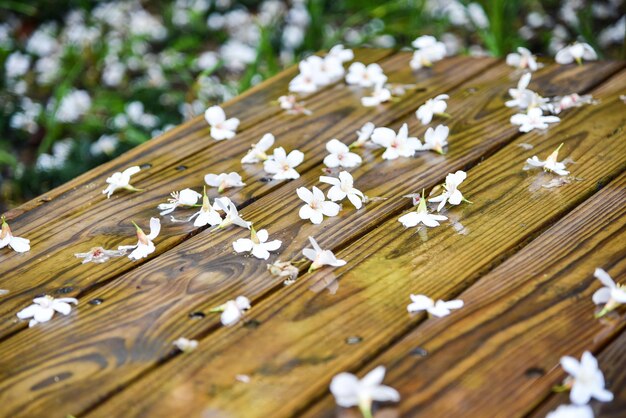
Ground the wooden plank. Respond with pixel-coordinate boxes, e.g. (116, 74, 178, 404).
(81, 69, 626, 418)
(303, 172, 626, 418)
(0, 55, 500, 416)
(0, 49, 429, 333)
(531, 330, 626, 418)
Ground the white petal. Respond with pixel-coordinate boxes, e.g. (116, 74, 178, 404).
(330, 373, 360, 407)
(594, 268, 615, 288)
(361, 365, 386, 386)
(9, 236, 30, 253)
(204, 105, 226, 125)
(233, 238, 254, 253)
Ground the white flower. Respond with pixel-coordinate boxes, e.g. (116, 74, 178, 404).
(157, 188, 201, 215)
(289, 55, 344, 93)
(505, 73, 548, 110)
(263, 147, 304, 180)
(214, 198, 251, 230)
(525, 144, 569, 176)
(102, 166, 142, 198)
(350, 122, 375, 148)
(420, 124, 449, 154)
(233, 228, 282, 260)
(371, 123, 420, 160)
(428, 170, 468, 212)
(242, 133, 274, 164)
(546, 404, 593, 418)
(410, 36, 446, 70)
(74, 247, 126, 264)
(90, 134, 118, 156)
(547, 94, 596, 115)
(328, 44, 354, 63)
(278, 95, 311, 115)
(330, 366, 400, 418)
(416, 94, 449, 125)
(17, 295, 78, 327)
(212, 296, 251, 326)
(320, 171, 365, 209)
(324, 139, 362, 168)
(204, 105, 240, 140)
(205, 172, 245, 192)
(185, 189, 223, 227)
(407, 294, 464, 317)
(399, 191, 448, 228)
(55, 89, 91, 123)
(560, 351, 613, 405)
(173, 337, 198, 353)
(5, 51, 30, 78)
(267, 260, 299, 283)
(361, 82, 391, 107)
(346, 62, 387, 88)
(0, 216, 30, 253)
(303, 236, 346, 272)
(592, 268, 626, 318)
(556, 43, 597, 65)
(118, 218, 161, 260)
(297, 186, 340, 225)
(511, 107, 560, 132)
(506, 47, 539, 71)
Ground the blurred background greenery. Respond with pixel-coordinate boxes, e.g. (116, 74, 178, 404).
(0, 0, 624, 210)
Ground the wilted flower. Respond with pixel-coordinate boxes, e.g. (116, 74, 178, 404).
(410, 35, 446, 69)
(556, 42, 597, 65)
(320, 171, 365, 209)
(420, 124, 449, 154)
(264, 147, 304, 180)
(506, 47, 539, 71)
(119, 217, 161, 260)
(546, 94, 596, 115)
(511, 107, 560, 132)
(204, 105, 240, 140)
(371, 123, 420, 160)
(74, 247, 126, 264)
(346, 62, 387, 88)
(303, 236, 346, 272)
(233, 227, 282, 260)
(416, 94, 449, 125)
(102, 166, 142, 198)
(267, 260, 299, 283)
(399, 190, 448, 228)
(211, 296, 251, 326)
(297, 186, 340, 224)
(157, 188, 201, 215)
(0, 215, 30, 253)
(428, 171, 469, 211)
(330, 366, 400, 418)
(17, 295, 78, 327)
(525, 144, 569, 176)
(361, 81, 391, 107)
(324, 139, 362, 168)
(278, 95, 312, 115)
(407, 294, 464, 317)
(205, 172, 245, 192)
(350, 122, 375, 148)
(592, 268, 626, 318)
(559, 351, 613, 405)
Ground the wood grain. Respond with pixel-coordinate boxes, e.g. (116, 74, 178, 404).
(70, 70, 626, 417)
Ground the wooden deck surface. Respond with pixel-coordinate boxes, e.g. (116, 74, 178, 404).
(0, 49, 625, 418)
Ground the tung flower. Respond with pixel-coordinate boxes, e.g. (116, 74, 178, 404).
(74, 247, 126, 264)
(428, 171, 469, 211)
(324, 139, 362, 168)
(233, 227, 282, 260)
(407, 294, 464, 317)
(592, 268, 626, 318)
(214, 198, 251, 230)
(546, 404, 593, 418)
(17, 295, 78, 327)
(346, 62, 387, 88)
(416, 94, 449, 125)
(157, 188, 201, 215)
(278, 95, 312, 115)
(511, 107, 560, 132)
(212, 296, 251, 326)
(361, 81, 391, 107)
(525, 143, 569, 176)
(506, 47, 539, 71)
(556, 43, 597, 65)
(267, 260, 299, 283)
(371, 123, 420, 160)
(330, 366, 400, 418)
(0, 216, 30, 253)
(102, 166, 142, 198)
(410, 35, 446, 69)
(204, 105, 240, 140)
(320, 171, 365, 209)
(399, 190, 448, 228)
(297, 186, 340, 225)
(560, 351, 613, 405)
(420, 124, 449, 154)
(173, 337, 198, 353)
(119, 217, 161, 260)
(242, 133, 274, 164)
(205, 172, 245, 192)
(350, 122, 375, 148)
(263, 147, 304, 180)
(303, 236, 346, 272)
(185, 187, 223, 227)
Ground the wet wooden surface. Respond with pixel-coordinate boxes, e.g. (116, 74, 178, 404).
(0, 50, 624, 418)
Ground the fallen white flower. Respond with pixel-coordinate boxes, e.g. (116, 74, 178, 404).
(546, 94, 596, 115)
(416, 94, 449, 125)
(0, 216, 30, 253)
(303, 236, 346, 272)
(372, 123, 420, 160)
(297, 186, 340, 225)
(546, 404, 593, 418)
(560, 351, 613, 405)
(592, 268, 626, 318)
(102, 166, 142, 198)
(556, 42, 597, 65)
(157, 188, 201, 215)
(407, 294, 463, 317)
(233, 228, 282, 260)
(185, 188, 223, 227)
(346, 62, 387, 88)
(399, 191, 448, 228)
(263, 147, 304, 180)
(525, 143, 569, 176)
(214, 198, 251, 230)
(506, 47, 539, 71)
(320, 171, 365, 209)
(420, 124, 449, 155)
(361, 81, 391, 107)
(511, 107, 560, 132)
(328, 44, 354, 63)
(242, 133, 274, 164)
(410, 35, 446, 69)
(205, 172, 245, 193)
(324, 139, 362, 168)
(17, 295, 78, 327)
(429, 170, 469, 212)
(173, 337, 198, 353)
(119, 217, 161, 260)
(212, 296, 251, 326)
(278, 95, 312, 115)
(267, 260, 299, 283)
(350, 122, 375, 148)
(204, 105, 240, 140)
(74, 247, 126, 264)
